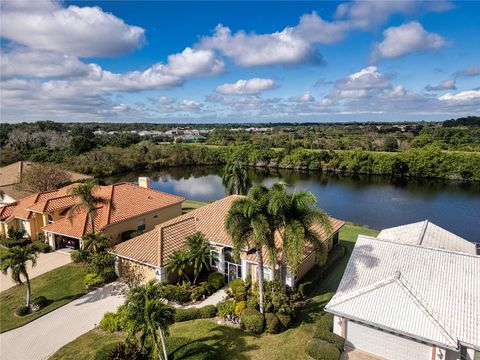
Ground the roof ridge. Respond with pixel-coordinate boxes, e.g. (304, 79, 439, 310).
(106, 185, 114, 225)
(417, 220, 429, 245)
(359, 235, 480, 259)
(395, 275, 458, 347)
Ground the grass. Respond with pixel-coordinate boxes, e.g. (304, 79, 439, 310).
(50, 224, 378, 360)
(0, 263, 86, 333)
(182, 199, 206, 213)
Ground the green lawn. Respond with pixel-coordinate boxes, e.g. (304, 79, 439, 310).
(0, 263, 86, 333)
(182, 199, 206, 213)
(50, 224, 378, 360)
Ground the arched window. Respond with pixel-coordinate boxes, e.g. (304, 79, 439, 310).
(47, 214, 54, 224)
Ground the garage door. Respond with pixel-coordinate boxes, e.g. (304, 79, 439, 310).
(346, 320, 432, 360)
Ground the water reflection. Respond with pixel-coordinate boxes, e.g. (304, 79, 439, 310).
(102, 166, 480, 242)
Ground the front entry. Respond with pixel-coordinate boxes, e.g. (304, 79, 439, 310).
(225, 261, 242, 283)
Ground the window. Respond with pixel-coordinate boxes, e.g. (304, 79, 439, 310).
(137, 219, 146, 232)
(47, 214, 54, 224)
(153, 215, 159, 220)
(210, 250, 220, 267)
(263, 267, 272, 281)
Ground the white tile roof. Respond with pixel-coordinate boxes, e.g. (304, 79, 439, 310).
(325, 236, 480, 350)
(377, 220, 477, 255)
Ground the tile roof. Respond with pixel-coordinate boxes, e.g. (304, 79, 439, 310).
(1, 182, 185, 239)
(113, 195, 345, 268)
(377, 220, 477, 254)
(325, 236, 480, 350)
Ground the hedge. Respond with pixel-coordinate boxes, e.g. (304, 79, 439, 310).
(265, 313, 281, 334)
(313, 313, 345, 352)
(241, 308, 264, 334)
(32, 241, 51, 253)
(305, 339, 341, 360)
(174, 305, 217, 322)
(159, 284, 192, 303)
(277, 313, 292, 329)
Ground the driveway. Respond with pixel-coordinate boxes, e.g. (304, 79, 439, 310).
(0, 282, 126, 360)
(341, 347, 385, 360)
(0, 251, 72, 292)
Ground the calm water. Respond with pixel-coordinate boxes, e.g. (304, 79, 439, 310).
(104, 166, 480, 242)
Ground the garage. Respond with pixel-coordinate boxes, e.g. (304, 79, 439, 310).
(345, 320, 432, 360)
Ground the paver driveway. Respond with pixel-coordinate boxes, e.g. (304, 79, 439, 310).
(0, 251, 72, 292)
(0, 282, 126, 360)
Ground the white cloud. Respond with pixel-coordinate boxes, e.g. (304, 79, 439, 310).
(215, 78, 278, 95)
(179, 99, 202, 111)
(292, 12, 349, 44)
(162, 47, 224, 77)
(1, 47, 89, 79)
(1, 0, 145, 57)
(425, 79, 456, 91)
(439, 90, 480, 102)
(290, 91, 315, 102)
(373, 22, 446, 60)
(331, 66, 391, 98)
(157, 96, 176, 105)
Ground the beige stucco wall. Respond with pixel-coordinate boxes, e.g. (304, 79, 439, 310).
(296, 250, 317, 281)
(118, 257, 158, 283)
(105, 203, 183, 246)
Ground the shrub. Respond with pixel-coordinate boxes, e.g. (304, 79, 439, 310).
(246, 295, 258, 310)
(198, 305, 217, 318)
(317, 312, 334, 331)
(229, 278, 244, 289)
(216, 300, 235, 318)
(235, 300, 246, 317)
(231, 284, 246, 302)
(207, 272, 224, 291)
(15, 305, 31, 316)
(32, 296, 49, 309)
(85, 253, 116, 282)
(277, 313, 292, 329)
(70, 249, 89, 263)
(305, 339, 340, 360)
(83, 273, 105, 290)
(314, 313, 344, 351)
(32, 241, 51, 253)
(160, 284, 192, 303)
(99, 312, 123, 333)
(105, 342, 142, 360)
(7, 227, 28, 241)
(241, 308, 264, 334)
(265, 313, 281, 334)
(0, 237, 31, 248)
(175, 305, 217, 322)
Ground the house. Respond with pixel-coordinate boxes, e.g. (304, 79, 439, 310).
(112, 195, 344, 285)
(0, 178, 185, 250)
(0, 161, 92, 205)
(325, 221, 479, 360)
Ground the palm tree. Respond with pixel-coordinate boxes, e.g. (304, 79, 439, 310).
(124, 282, 175, 360)
(267, 183, 332, 287)
(222, 161, 251, 195)
(186, 232, 212, 284)
(1, 245, 38, 307)
(224, 185, 277, 313)
(68, 180, 109, 234)
(166, 249, 191, 283)
(81, 232, 110, 254)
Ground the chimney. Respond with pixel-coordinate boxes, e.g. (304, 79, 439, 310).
(138, 177, 151, 189)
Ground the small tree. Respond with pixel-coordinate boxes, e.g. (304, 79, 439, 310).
(20, 163, 70, 192)
(124, 282, 175, 360)
(1, 245, 38, 307)
(166, 249, 191, 283)
(81, 232, 110, 254)
(222, 161, 251, 195)
(186, 232, 212, 284)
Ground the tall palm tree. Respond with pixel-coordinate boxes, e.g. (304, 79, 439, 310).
(186, 232, 212, 284)
(81, 232, 110, 254)
(68, 180, 109, 234)
(222, 161, 251, 195)
(225, 185, 277, 313)
(166, 249, 191, 283)
(267, 183, 332, 287)
(124, 282, 175, 360)
(1, 245, 38, 307)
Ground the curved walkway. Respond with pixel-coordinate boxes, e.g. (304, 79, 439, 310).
(0, 251, 72, 292)
(0, 282, 126, 360)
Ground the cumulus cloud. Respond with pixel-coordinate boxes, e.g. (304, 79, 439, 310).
(425, 79, 457, 91)
(1, 47, 89, 79)
(215, 78, 278, 95)
(330, 66, 391, 98)
(179, 99, 202, 111)
(372, 22, 446, 60)
(290, 91, 315, 102)
(439, 90, 480, 102)
(162, 48, 224, 77)
(1, 0, 145, 57)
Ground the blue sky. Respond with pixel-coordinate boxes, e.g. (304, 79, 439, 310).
(1, 0, 479, 123)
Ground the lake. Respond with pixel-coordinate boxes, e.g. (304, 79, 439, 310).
(104, 166, 480, 242)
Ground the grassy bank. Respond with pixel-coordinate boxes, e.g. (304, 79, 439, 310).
(50, 224, 378, 360)
(0, 263, 85, 333)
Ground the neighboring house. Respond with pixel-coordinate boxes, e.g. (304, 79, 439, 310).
(325, 221, 479, 360)
(0, 161, 92, 205)
(0, 178, 185, 250)
(112, 195, 344, 285)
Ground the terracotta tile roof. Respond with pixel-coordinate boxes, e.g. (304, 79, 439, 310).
(112, 195, 345, 268)
(1, 182, 185, 239)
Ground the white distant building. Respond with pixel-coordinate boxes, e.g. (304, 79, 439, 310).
(326, 221, 479, 360)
